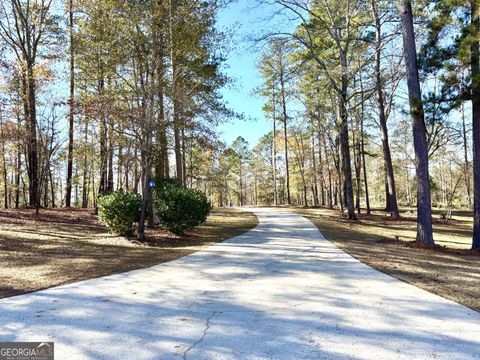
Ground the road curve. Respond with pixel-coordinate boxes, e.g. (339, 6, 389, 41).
(0, 208, 479, 359)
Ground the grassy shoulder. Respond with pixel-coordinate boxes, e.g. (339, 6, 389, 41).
(0, 207, 258, 299)
(294, 207, 480, 312)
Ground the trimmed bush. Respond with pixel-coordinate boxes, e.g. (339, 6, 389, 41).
(97, 189, 141, 236)
(155, 183, 212, 235)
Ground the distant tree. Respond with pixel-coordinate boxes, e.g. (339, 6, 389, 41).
(258, 39, 293, 205)
(231, 136, 250, 207)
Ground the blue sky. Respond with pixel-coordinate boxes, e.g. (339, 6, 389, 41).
(216, 1, 273, 147)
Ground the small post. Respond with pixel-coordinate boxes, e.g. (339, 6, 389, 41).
(147, 179, 156, 228)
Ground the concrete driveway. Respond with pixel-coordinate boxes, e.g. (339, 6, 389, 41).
(0, 208, 479, 359)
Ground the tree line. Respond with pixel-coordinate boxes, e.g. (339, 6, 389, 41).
(0, 0, 479, 250)
(200, 0, 479, 251)
(0, 0, 233, 239)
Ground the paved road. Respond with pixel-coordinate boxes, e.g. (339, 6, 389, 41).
(1, 208, 479, 359)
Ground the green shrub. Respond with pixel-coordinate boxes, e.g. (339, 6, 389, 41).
(97, 189, 141, 236)
(155, 184, 212, 235)
(155, 176, 182, 190)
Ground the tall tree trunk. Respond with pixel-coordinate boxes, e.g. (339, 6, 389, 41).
(461, 103, 472, 205)
(360, 111, 371, 215)
(353, 116, 361, 214)
(339, 71, 356, 219)
(169, 0, 183, 185)
(328, 165, 333, 208)
(173, 101, 183, 183)
(399, 0, 434, 245)
(0, 114, 8, 208)
(318, 130, 326, 206)
(82, 121, 89, 208)
(371, 0, 400, 219)
(43, 169, 48, 207)
(15, 148, 21, 208)
(157, 78, 169, 178)
(385, 168, 391, 211)
(311, 133, 319, 206)
(280, 72, 291, 205)
(154, 1, 169, 179)
(355, 139, 362, 214)
(301, 165, 308, 207)
(74, 168, 79, 206)
(182, 127, 187, 186)
(21, 74, 31, 203)
(124, 144, 130, 191)
(188, 132, 194, 188)
(156, 60, 169, 178)
(66, 0, 75, 208)
(25, 63, 39, 213)
(107, 122, 114, 192)
(98, 78, 108, 194)
(91, 156, 96, 208)
(117, 144, 123, 190)
(15, 110, 22, 208)
(272, 83, 278, 205)
(49, 166, 55, 208)
(239, 166, 243, 206)
(134, 147, 139, 192)
(471, 2, 480, 250)
(29, 70, 39, 212)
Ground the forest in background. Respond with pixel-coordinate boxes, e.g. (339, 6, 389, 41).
(223, 0, 480, 250)
(0, 0, 479, 249)
(0, 0, 234, 228)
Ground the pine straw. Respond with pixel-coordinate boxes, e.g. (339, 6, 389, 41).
(0, 207, 258, 299)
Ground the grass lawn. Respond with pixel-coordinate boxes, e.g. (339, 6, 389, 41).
(0, 207, 258, 299)
(294, 207, 480, 312)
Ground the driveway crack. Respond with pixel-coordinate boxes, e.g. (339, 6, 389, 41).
(182, 311, 219, 360)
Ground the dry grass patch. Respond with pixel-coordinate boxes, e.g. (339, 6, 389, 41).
(294, 207, 480, 312)
(0, 207, 258, 299)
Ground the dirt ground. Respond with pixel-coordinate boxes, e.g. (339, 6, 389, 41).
(0, 207, 258, 299)
(294, 207, 480, 312)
